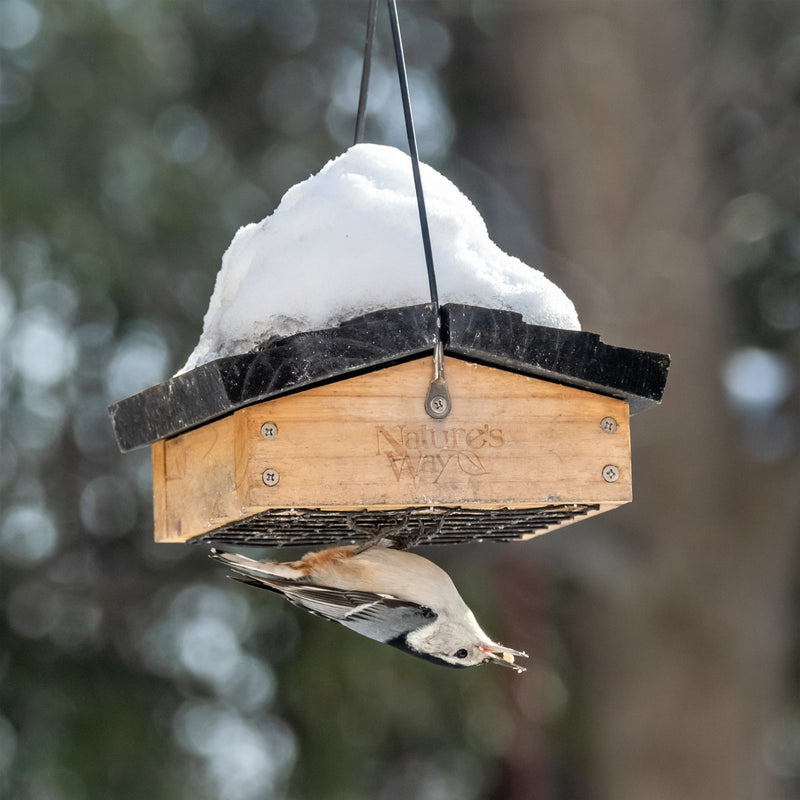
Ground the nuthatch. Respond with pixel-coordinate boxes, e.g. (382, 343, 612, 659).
(210, 545, 527, 672)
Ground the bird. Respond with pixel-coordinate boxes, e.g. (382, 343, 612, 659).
(209, 544, 527, 672)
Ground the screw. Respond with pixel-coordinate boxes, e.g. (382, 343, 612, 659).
(260, 422, 278, 439)
(600, 417, 618, 434)
(602, 465, 620, 483)
(428, 395, 449, 416)
(262, 468, 280, 486)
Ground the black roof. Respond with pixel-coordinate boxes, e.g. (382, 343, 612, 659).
(108, 303, 670, 452)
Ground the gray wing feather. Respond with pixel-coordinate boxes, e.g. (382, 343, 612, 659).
(339, 598, 437, 643)
(228, 572, 437, 644)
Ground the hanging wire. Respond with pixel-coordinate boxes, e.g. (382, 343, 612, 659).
(354, 0, 378, 145)
(386, 0, 440, 314)
(355, 0, 450, 417)
(386, 0, 450, 418)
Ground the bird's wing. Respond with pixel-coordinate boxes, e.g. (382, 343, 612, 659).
(338, 595, 438, 643)
(229, 574, 437, 644)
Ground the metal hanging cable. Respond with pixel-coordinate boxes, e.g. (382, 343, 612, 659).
(386, 0, 439, 314)
(353, 0, 450, 417)
(385, 0, 450, 418)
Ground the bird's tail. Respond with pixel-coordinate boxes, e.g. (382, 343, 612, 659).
(209, 548, 313, 602)
(209, 547, 307, 581)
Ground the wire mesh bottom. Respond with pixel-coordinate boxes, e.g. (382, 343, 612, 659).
(193, 503, 599, 548)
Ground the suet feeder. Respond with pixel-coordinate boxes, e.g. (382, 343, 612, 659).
(107, 1, 669, 548)
(108, 303, 668, 547)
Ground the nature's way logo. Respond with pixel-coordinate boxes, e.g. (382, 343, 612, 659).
(375, 424, 505, 482)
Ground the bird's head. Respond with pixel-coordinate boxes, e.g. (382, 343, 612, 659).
(400, 617, 528, 672)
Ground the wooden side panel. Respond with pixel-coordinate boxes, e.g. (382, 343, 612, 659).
(151, 440, 168, 541)
(240, 357, 631, 510)
(153, 414, 242, 542)
(151, 356, 633, 542)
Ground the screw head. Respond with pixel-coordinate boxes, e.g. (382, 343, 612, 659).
(602, 465, 620, 483)
(600, 417, 618, 434)
(262, 468, 280, 486)
(429, 395, 448, 414)
(260, 422, 278, 439)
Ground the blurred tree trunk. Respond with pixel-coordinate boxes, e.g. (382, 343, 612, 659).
(506, 2, 800, 799)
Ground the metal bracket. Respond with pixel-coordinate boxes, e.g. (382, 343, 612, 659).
(425, 341, 451, 418)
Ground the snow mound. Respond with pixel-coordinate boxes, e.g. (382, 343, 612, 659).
(181, 143, 579, 372)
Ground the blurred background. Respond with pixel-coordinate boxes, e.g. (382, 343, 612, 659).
(1, 1, 799, 798)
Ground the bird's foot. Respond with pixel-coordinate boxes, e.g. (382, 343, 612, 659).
(347, 511, 412, 553)
(346, 510, 453, 552)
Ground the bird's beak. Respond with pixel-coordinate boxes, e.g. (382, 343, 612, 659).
(479, 643, 529, 673)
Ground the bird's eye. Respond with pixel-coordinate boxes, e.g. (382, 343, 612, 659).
(455, 648, 468, 659)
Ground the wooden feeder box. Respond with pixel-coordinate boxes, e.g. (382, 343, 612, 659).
(108, 304, 669, 548)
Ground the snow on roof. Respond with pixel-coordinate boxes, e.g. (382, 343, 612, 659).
(181, 143, 579, 372)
